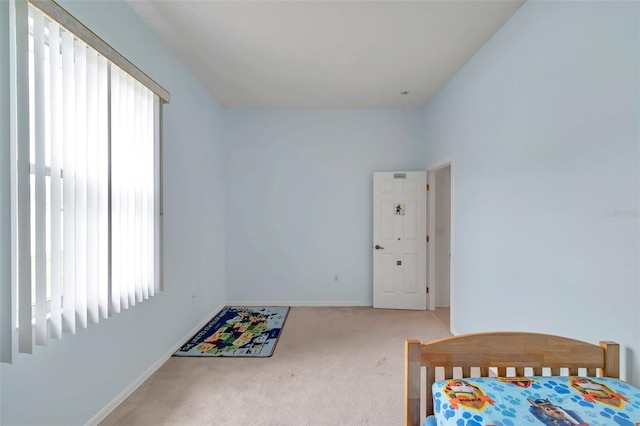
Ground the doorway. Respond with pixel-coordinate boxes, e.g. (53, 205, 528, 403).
(427, 159, 453, 327)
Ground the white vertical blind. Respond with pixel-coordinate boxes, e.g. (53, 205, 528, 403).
(1, 0, 14, 363)
(31, 6, 47, 346)
(5, 1, 165, 359)
(86, 47, 98, 324)
(48, 17, 62, 340)
(142, 90, 151, 300)
(74, 38, 88, 329)
(154, 97, 162, 295)
(118, 70, 128, 311)
(134, 82, 141, 304)
(125, 74, 134, 308)
(16, 0, 33, 354)
(97, 55, 109, 320)
(110, 71, 121, 315)
(61, 26, 76, 335)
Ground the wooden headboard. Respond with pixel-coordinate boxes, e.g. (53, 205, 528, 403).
(404, 332, 620, 426)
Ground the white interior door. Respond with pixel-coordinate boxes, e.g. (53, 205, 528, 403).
(373, 171, 427, 310)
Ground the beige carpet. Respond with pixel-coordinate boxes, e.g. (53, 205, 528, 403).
(100, 306, 452, 426)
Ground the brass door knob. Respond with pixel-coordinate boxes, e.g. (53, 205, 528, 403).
(374, 244, 384, 250)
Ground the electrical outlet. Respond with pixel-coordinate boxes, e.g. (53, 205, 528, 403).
(191, 293, 196, 303)
(333, 275, 339, 282)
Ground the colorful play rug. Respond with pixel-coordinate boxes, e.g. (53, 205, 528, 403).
(174, 306, 289, 357)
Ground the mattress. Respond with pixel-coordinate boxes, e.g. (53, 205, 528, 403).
(429, 376, 640, 425)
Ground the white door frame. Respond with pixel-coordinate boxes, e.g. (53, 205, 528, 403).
(427, 157, 454, 316)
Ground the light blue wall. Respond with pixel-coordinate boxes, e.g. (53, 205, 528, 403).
(422, 1, 640, 382)
(225, 109, 424, 305)
(0, 1, 227, 424)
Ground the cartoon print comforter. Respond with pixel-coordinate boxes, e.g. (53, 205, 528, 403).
(430, 376, 640, 426)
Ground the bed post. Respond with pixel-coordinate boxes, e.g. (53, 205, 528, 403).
(405, 339, 421, 426)
(600, 341, 620, 378)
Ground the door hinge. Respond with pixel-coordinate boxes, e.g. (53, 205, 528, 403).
(426, 235, 429, 243)
(426, 184, 430, 191)
(426, 287, 429, 294)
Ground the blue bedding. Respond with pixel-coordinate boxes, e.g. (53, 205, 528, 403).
(430, 376, 640, 425)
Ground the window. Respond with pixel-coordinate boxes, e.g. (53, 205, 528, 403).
(1, 0, 170, 362)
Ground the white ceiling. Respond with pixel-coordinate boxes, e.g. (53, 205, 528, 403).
(127, 0, 525, 108)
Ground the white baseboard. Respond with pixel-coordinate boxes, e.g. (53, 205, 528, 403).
(85, 303, 225, 426)
(225, 300, 372, 307)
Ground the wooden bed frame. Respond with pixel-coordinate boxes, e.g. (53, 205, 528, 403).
(404, 332, 620, 426)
